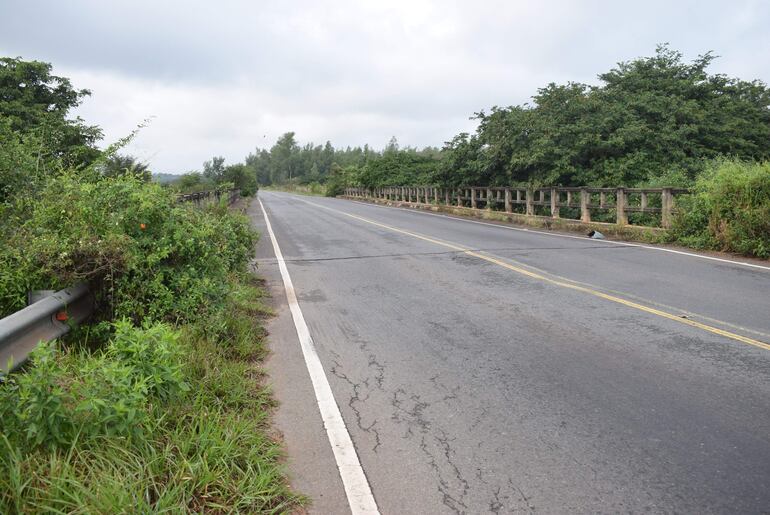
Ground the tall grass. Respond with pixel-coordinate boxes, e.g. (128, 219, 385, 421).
(0, 273, 303, 513)
(668, 159, 770, 258)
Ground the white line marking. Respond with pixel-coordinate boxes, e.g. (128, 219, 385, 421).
(335, 197, 770, 272)
(259, 197, 380, 515)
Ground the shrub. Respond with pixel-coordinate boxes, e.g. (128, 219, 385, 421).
(0, 173, 257, 321)
(0, 321, 187, 452)
(668, 159, 770, 258)
(107, 319, 187, 401)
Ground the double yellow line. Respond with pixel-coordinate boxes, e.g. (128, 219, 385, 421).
(299, 197, 770, 352)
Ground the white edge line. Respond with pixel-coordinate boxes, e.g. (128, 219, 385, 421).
(336, 197, 770, 272)
(258, 197, 380, 515)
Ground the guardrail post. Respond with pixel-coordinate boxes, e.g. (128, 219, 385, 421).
(580, 188, 591, 222)
(550, 188, 560, 218)
(469, 188, 476, 209)
(486, 188, 493, 210)
(444, 188, 450, 205)
(504, 188, 511, 213)
(616, 188, 628, 225)
(662, 188, 673, 229)
(526, 188, 534, 216)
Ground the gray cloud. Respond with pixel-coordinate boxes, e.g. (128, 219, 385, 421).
(1, 0, 768, 172)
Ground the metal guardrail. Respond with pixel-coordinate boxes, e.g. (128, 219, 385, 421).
(0, 284, 93, 374)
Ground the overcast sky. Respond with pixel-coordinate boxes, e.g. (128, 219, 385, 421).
(1, 0, 768, 173)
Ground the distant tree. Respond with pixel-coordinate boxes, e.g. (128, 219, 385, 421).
(245, 148, 271, 185)
(173, 171, 214, 193)
(203, 156, 226, 182)
(269, 132, 299, 182)
(101, 153, 151, 181)
(223, 163, 257, 195)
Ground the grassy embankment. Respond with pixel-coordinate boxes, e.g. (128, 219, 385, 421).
(0, 175, 303, 512)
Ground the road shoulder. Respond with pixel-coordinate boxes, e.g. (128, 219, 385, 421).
(249, 199, 352, 515)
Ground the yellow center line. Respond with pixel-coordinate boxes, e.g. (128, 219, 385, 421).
(295, 195, 770, 352)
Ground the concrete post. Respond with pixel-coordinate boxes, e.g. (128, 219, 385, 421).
(486, 188, 493, 210)
(504, 188, 512, 213)
(550, 188, 560, 218)
(600, 191, 607, 208)
(471, 188, 477, 209)
(616, 188, 628, 225)
(662, 188, 673, 229)
(580, 188, 591, 223)
(641, 192, 648, 211)
(434, 187, 439, 204)
(457, 189, 462, 207)
(445, 188, 450, 205)
(526, 188, 534, 216)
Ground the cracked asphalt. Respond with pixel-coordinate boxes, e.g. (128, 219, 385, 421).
(250, 191, 770, 514)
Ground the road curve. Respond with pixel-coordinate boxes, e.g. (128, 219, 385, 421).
(251, 191, 770, 514)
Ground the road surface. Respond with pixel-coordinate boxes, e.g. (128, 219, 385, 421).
(250, 191, 770, 514)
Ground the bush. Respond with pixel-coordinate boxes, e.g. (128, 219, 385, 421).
(0, 173, 257, 321)
(106, 319, 188, 401)
(0, 275, 302, 513)
(0, 321, 186, 452)
(668, 159, 770, 258)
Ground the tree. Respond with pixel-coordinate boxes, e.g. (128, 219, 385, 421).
(269, 132, 299, 182)
(0, 57, 102, 170)
(173, 171, 214, 193)
(223, 163, 257, 195)
(440, 45, 770, 188)
(202, 156, 226, 182)
(101, 154, 151, 181)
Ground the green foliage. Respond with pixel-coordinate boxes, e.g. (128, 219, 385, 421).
(107, 320, 188, 401)
(0, 173, 256, 321)
(0, 276, 302, 513)
(668, 159, 770, 257)
(99, 153, 151, 181)
(356, 147, 441, 188)
(0, 57, 102, 175)
(70, 355, 149, 440)
(0, 57, 299, 511)
(0, 320, 186, 452)
(439, 45, 770, 188)
(172, 170, 215, 193)
(3, 343, 73, 449)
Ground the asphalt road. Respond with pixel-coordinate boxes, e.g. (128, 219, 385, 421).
(250, 191, 770, 514)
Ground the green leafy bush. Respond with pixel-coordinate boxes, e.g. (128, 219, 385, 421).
(0, 275, 302, 513)
(107, 319, 187, 401)
(0, 173, 256, 320)
(0, 321, 187, 450)
(668, 159, 770, 258)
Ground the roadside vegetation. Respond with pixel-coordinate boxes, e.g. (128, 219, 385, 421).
(240, 46, 770, 258)
(0, 57, 301, 511)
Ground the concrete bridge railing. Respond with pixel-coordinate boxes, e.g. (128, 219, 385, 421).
(344, 186, 689, 229)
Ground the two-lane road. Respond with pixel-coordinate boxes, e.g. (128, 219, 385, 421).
(251, 191, 770, 514)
